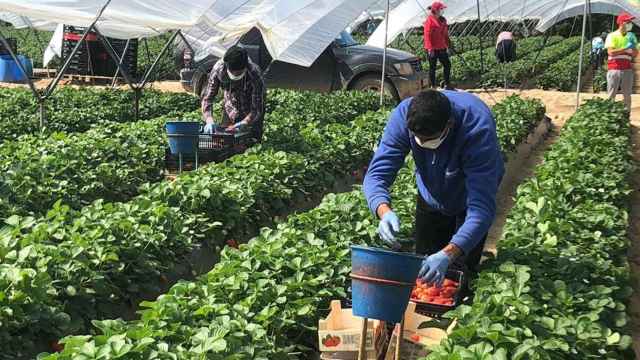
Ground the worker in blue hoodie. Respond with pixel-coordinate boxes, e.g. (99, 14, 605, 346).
(363, 89, 504, 286)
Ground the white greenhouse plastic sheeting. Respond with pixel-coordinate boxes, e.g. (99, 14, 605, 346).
(0, 0, 379, 68)
(183, 0, 379, 67)
(367, 0, 640, 48)
(0, 0, 215, 39)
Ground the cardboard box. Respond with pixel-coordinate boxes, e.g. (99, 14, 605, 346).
(318, 300, 384, 353)
(384, 303, 457, 360)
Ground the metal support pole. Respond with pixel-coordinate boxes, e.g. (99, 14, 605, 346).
(111, 38, 131, 88)
(134, 88, 141, 122)
(380, 0, 390, 106)
(0, 28, 39, 98)
(39, 100, 46, 130)
(576, 0, 589, 109)
(44, 0, 113, 98)
(95, 28, 137, 91)
(476, 0, 484, 74)
(140, 30, 180, 88)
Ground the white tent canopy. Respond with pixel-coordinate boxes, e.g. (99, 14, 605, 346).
(183, 0, 378, 66)
(0, 0, 378, 67)
(367, 0, 640, 48)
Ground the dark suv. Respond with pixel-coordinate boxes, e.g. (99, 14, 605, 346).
(179, 29, 428, 101)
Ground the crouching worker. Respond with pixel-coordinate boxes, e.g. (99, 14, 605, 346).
(202, 45, 266, 143)
(363, 89, 504, 286)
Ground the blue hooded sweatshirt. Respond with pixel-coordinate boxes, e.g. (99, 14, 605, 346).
(363, 90, 504, 254)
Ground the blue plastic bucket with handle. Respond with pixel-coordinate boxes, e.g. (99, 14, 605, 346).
(350, 245, 423, 323)
(165, 121, 200, 155)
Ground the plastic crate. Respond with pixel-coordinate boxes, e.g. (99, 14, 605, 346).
(0, 38, 17, 56)
(164, 131, 255, 174)
(411, 269, 466, 318)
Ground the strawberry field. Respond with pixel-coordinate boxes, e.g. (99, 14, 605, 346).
(0, 20, 637, 360)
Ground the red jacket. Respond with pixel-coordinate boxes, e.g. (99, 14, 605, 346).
(423, 15, 449, 50)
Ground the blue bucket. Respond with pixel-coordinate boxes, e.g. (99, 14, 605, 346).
(351, 245, 423, 323)
(166, 121, 200, 155)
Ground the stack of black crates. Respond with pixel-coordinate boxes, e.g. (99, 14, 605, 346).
(62, 25, 138, 78)
(0, 38, 17, 56)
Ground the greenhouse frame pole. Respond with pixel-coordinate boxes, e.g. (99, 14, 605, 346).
(476, 0, 484, 74)
(380, 0, 390, 106)
(576, 0, 589, 109)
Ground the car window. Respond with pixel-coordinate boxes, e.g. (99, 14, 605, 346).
(335, 31, 359, 47)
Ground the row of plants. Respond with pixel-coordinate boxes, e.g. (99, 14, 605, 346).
(428, 99, 635, 359)
(480, 36, 582, 88)
(0, 89, 380, 220)
(0, 94, 387, 359)
(593, 66, 608, 93)
(33, 95, 548, 359)
(439, 36, 564, 86)
(536, 43, 591, 91)
(0, 87, 199, 141)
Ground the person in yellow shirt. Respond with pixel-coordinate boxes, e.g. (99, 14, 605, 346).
(605, 12, 638, 111)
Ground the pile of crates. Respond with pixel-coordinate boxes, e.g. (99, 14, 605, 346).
(62, 25, 138, 78)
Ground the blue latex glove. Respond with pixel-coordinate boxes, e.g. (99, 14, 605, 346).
(377, 211, 401, 250)
(203, 122, 216, 134)
(418, 251, 450, 287)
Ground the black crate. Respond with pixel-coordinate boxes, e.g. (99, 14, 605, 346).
(164, 131, 255, 173)
(62, 25, 138, 78)
(412, 269, 467, 318)
(0, 38, 17, 56)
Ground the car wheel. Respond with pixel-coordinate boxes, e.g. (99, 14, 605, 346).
(350, 74, 400, 103)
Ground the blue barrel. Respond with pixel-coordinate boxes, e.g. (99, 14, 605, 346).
(166, 121, 200, 155)
(351, 245, 423, 323)
(0, 55, 24, 82)
(18, 55, 33, 77)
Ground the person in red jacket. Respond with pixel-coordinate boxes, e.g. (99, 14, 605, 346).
(423, 1, 452, 89)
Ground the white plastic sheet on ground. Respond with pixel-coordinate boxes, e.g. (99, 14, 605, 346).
(367, 0, 640, 48)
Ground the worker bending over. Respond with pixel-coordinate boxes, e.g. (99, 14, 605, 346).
(202, 46, 266, 142)
(496, 31, 516, 63)
(363, 89, 504, 286)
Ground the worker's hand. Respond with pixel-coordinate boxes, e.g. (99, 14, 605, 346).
(428, 50, 435, 59)
(418, 251, 450, 287)
(203, 122, 216, 134)
(377, 211, 401, 250)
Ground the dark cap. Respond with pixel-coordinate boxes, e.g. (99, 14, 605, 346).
(223, 46, 248, 71)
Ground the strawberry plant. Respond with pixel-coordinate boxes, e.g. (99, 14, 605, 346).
(32, 94, 547, 360)
(428, 99, 635, 359)
(0, 87, 200, 141)
(481, 37, 582, 88)
(0, 89, 381, 220)
(536, 44, 591, 91)
(0, 95, 386, 359)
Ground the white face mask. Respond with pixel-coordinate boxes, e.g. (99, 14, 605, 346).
(227, 68, 246, 81)
(414, 126, 450, 149)
(626, 23, 634, 32)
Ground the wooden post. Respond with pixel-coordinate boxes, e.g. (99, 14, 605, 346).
(395, 319, 404, 360)
(358, 317, 368, 360)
